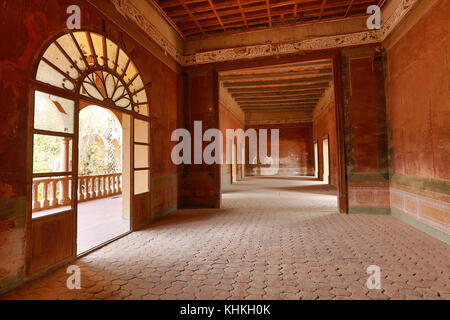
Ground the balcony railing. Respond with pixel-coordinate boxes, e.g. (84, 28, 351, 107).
(32, 173, 122, 212)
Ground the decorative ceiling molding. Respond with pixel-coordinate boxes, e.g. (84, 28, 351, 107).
(183, 31, 380, 66)
(109, 0, 420, 67)
(380, 0, 419, 41)
(110, 0, 183, 64)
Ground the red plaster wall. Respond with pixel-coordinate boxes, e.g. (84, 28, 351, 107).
(313, 102, 338, 187)
(343, 50, 390, 212)
(178, 70, 220, 208)
(245, 123, 314, 176)
(387, 0, 450, 180)
(349, 58, 380, 173)
(386, 0, 450, 233)
(219, 103, 244, 188)
(0, 0, 179, 291)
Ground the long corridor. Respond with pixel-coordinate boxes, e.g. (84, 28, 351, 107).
(2, 177, 449, 300)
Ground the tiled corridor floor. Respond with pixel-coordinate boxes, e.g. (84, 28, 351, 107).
(2, 177, 449, 300)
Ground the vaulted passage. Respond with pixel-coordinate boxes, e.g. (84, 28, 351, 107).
(2, 176, 449, 300)
(1, 0, 449, 301)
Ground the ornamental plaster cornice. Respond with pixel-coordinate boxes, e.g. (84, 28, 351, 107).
(110, 0, 420, 66)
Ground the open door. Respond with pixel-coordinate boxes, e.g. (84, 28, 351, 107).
(314, 141, 319, 178)
(322, 138, 330, 184)
(27, 31, 151, 277)
(76, 104, 131, 255)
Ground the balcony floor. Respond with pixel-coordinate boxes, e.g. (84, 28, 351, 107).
(77, 195, 130, 254)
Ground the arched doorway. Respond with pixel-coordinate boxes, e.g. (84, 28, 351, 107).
(28, 31, 151, 276)
(77, 105, 129, 254)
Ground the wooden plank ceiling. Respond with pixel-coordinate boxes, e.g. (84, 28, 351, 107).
(219, 59, 333, 118)
(150, 0, 385, 39)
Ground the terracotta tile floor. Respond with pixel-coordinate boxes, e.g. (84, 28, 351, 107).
(2, 177, 449, 300)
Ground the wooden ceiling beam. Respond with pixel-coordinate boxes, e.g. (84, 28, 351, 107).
(177, 0, 205, 36)
(231, 90, 325, 98)
(183, 9, 370, 37)
(242, 105, 315, 109)
(167, 0, 373, 20)
(237, 0, 249, 30)
(221, 60, 332, 74)
(220, 68, 332, 81)
(159, 0, 205, 9)
(228, 83, 330, 93)
(239, 100, 319, 106)
(206, 0, 225, 31)
(241, 106, 316, 111)
(234, 92, 323, 98)
(223, 75, 332, 88)
(319, 0, 327, 21)
(345, 0, 355, 17)
(266, 0, 272, 27)
(235, 96, 322, 102)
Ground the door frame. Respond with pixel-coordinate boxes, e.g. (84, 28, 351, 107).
(321, 135, 330, 185)
(25, 30, 152, 280)
(206, 51, 348, 213)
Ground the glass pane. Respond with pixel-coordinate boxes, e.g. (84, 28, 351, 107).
(32, 176, 72, 218)
(56, 34, 87, 71)
(134, 119, 149, 143)
(116, 49, 129, 76)
(123, 62, 138, 84)
(43, 43, 79, 80)
(34, 91, 75, 133)
(106, 38, 118, 70)
(33, 135, 72, 174)
(80, 72, 105, 101)
(36, 60, 75, 90)
(132, 89, 148, 105)
(111, 82, 126, 101)
(134, 103, 149, 116)
(73, 31, 95, 66)
(91, 33, 105, 66)
(134, 170, 149, 195)
(116, 96, 132, 110)
(129, 74, 144, 92)
(104, 72, 117, 98)
(134, 145, 149, 168)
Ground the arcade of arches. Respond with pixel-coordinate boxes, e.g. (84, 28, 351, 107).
(0, 0, 449, 300)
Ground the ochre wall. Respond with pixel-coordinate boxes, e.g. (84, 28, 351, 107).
(219, 102, 245, 188)
(342, 48, 390, 214)
(386, 0, 450, 238)
(313, 92, 338, 187)
(178, 69, 220, 208)
(245, 123, 314, 176)
(0, 0, 179, 292)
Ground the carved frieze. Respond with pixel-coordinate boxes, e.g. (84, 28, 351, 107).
(110, 0, 420, 66)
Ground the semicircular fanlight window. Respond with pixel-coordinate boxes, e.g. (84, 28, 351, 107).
(80, 71, 132, 110)
(35, 31, 148, 115)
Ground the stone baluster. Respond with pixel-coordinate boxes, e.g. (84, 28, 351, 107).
(32, 180, 38, 210)
(41, 181, 49, 209)
(50, 180, 57, 207)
